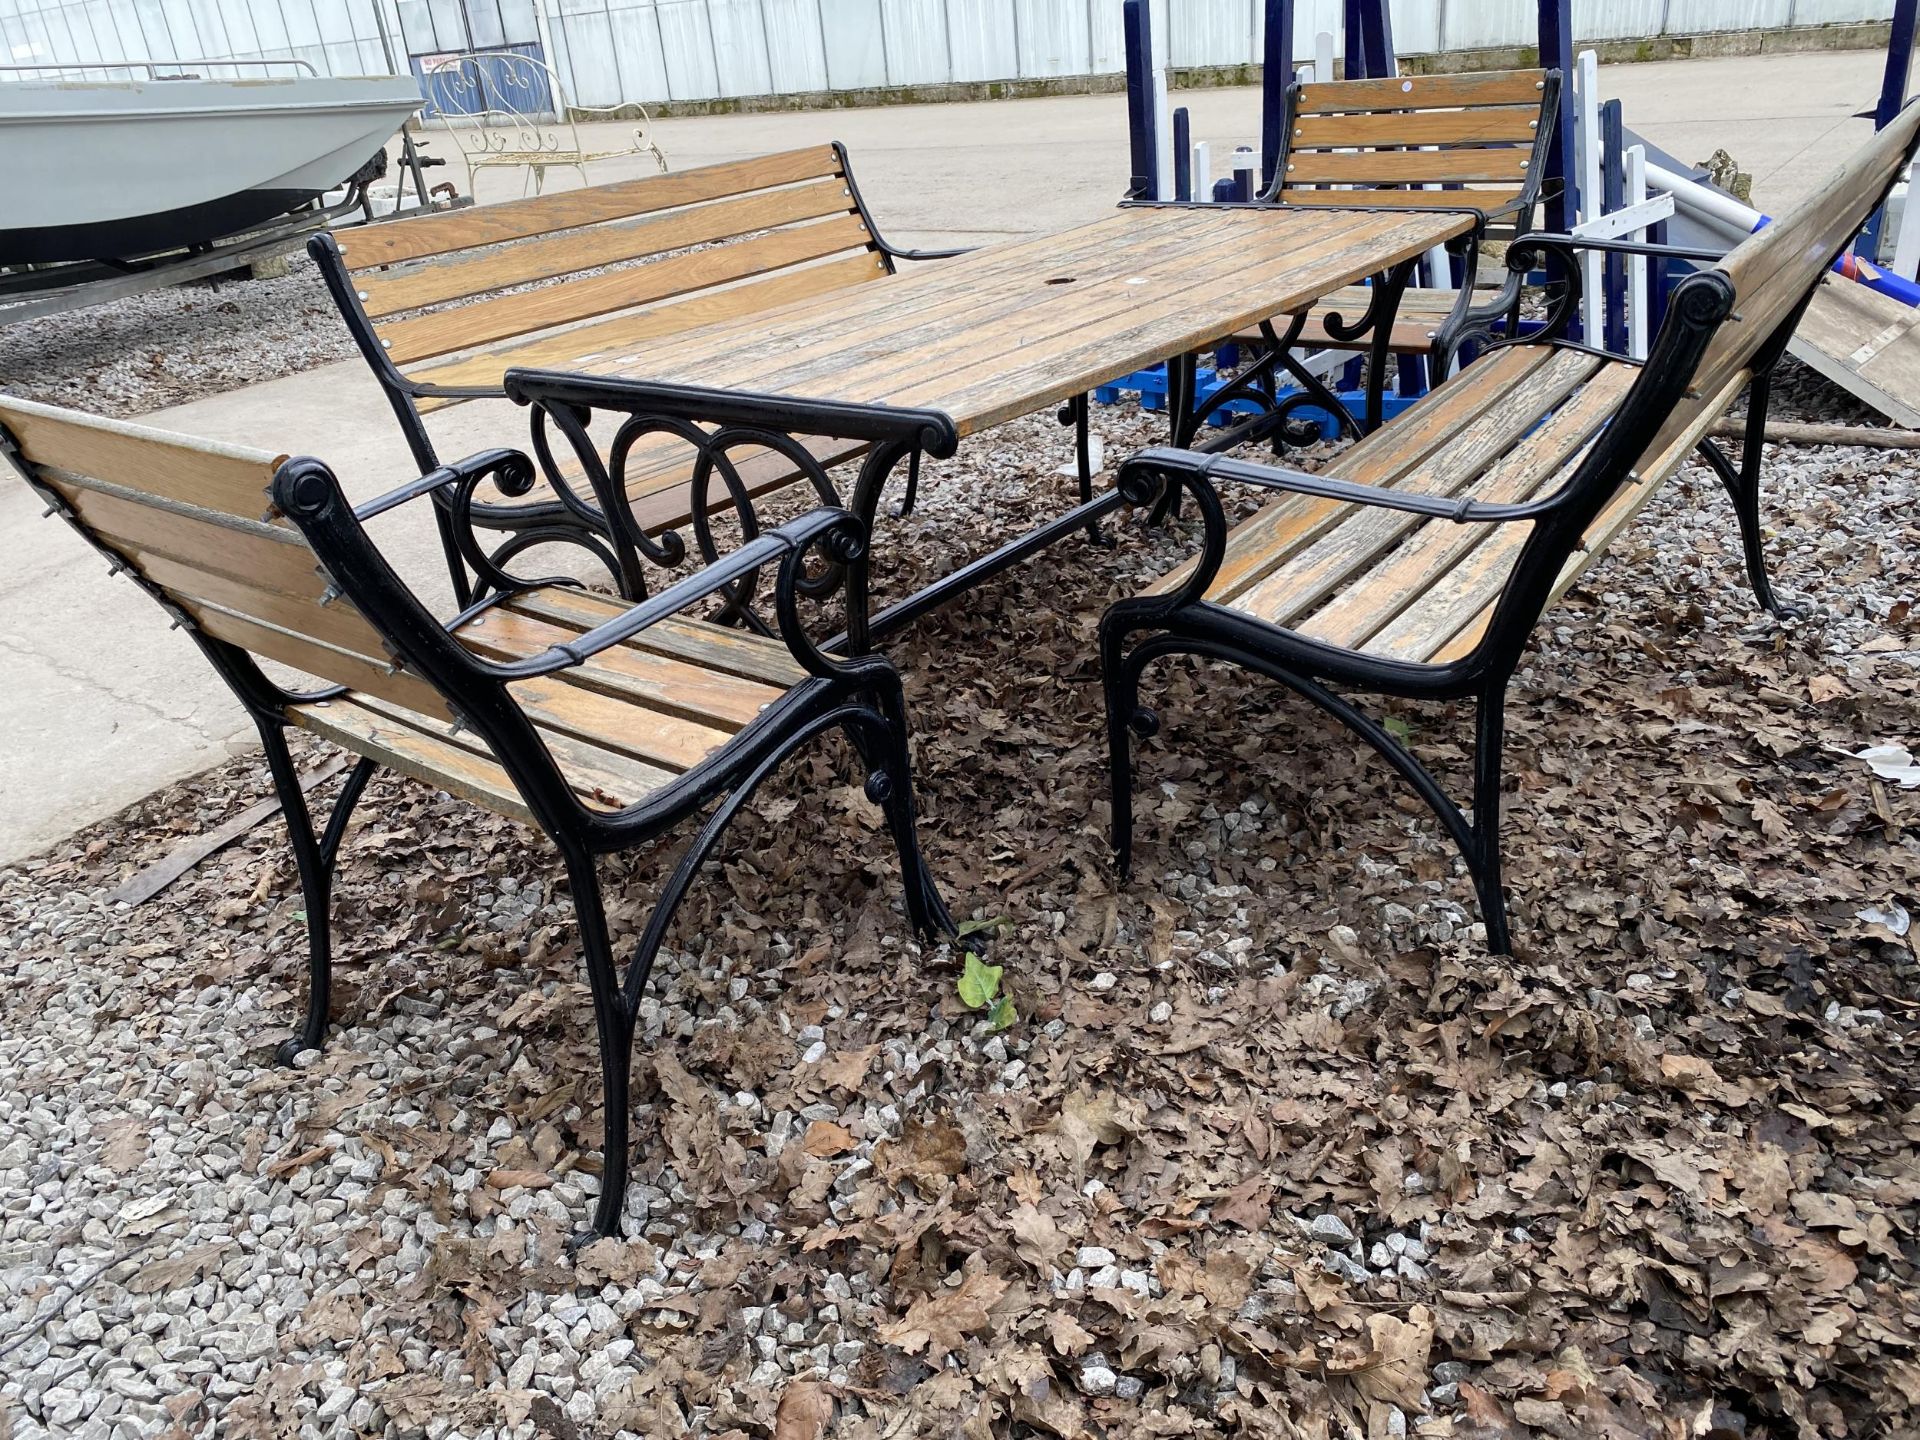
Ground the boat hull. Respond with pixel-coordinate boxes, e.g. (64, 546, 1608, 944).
(0, 76, 421, 265)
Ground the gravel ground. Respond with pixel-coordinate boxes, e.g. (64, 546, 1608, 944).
(2, 348, 1918, 1439)
(0, 257, 352, 415)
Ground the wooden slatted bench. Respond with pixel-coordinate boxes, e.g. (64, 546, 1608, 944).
(0, 388, 954, 1240)
(311, 142, 961, 598)
(1102, 99, 1920, 954)
(1226, 68, 1560, 417)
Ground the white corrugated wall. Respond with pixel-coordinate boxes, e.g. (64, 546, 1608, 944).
(0, 0, 1899, 102)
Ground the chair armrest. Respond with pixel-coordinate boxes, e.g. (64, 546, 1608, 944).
(1511, 230, 1725, 264)
(483, 507, 868, 683)
(1128, 447, 1566, 526)
(354, 448, 535, 521)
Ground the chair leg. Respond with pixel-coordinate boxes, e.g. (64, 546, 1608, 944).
(1099, 614, 1154, 879)
(1696, 369, 1799, 618)
(560, 843, 637, 1243)
(259, 729, 376, 1064)
(846, 682, 955, 940)
(1469, 690, 1514, 957)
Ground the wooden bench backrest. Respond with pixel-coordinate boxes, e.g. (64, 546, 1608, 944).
(1690, 100, 1920, 401)
(1274, 69, 1553, 228)
(337, 145, 889, 369)
(0, 396, 452, 721)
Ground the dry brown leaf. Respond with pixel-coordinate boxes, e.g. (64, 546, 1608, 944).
(802, 1120, 858, 1158)
(771, 1378, 834, 1440)
(878, 1270, 1009, 1362)
(1006, 1204, 1064, 1272)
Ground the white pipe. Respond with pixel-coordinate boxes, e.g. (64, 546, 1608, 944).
(1645, 159, 1763, 235)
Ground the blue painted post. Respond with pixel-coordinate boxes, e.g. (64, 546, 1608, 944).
(1213, 179, 1239, 202)
(1358, 0, 1394, 84)
(1538, 0, 1577, 237)
(1342, 0, 1367, 78)
(1260, 0, 1295, 193)
(1173, 107, 1192, 201)
(1863, 0, 1918, 254)
(1233, 148, 1257, 202)
(1123, 0, 1159, 201)
(1601, 99, 1627, 355)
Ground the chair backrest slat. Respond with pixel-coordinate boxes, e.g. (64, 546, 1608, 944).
(376, 212, 876, 366)
(357, 175, 858, 318)
(1275, 68, 1553, 229)
(0, 396, 448, 720)
(331, 144, 890, 379)
(341, 145, 846, 269)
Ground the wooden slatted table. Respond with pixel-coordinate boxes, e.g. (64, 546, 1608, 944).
(513, 204, 1473, 638)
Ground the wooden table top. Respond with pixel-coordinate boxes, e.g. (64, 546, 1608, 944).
(541, 205, 1474, 440)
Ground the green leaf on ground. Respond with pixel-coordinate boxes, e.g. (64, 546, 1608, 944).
(958, 952, 1003, 1009)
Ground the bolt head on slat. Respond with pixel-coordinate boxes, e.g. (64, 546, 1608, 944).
(357, 290, 369, 301)
(380, 339, 391, 349)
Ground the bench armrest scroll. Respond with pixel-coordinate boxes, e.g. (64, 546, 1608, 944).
(354, 448, 536, 522)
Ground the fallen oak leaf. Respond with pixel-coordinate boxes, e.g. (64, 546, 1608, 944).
(878, 1270, 1009, 1362)
(485, 1168, 554, 1191)
(802, 1120, 858, 1158)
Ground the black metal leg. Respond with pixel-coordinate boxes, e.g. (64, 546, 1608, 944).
(1694, 369, 1799, 618)
(561, 842, 636, 1242)
(1058, 394, 1112, 547)
(852, 678, 956, 939)
(260, 730, 376, 1064)
(1099, 612, 1151, 879)
(1105, 628, 1518, 950)
(1362, 259, 1419, 433)
(1470, 689, 1513, 956)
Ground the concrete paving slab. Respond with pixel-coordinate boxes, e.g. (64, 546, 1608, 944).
(0, 47, 1903, 861)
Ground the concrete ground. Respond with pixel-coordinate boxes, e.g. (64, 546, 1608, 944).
(0, 45, 1899, 862)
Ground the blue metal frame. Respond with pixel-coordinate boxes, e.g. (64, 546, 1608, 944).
(1124, 0, 1159, 201)
(1863, 0, 1919, 256)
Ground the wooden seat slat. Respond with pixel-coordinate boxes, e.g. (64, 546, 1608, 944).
(1291, 109, 1542, 148)
(292, 697, 536, 820)
(1302, 364, 1635, 650)
(1295, 70, 1549, 114)
(458, 603, 786, 730)
(359, 177, 859, 318)
(345, 690, 680, 811)
(137, 550, 389, 658)
(1227, 347, 1604, 624)
(1405, 368, 1755, 667)
(378, 214, 876, 366)
(505, 589, 810, 688)
(1147, 343, 1551, 602)
(341, 145, 845, 269)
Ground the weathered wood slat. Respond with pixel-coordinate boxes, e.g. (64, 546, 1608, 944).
(1146, 342, 1549, 601)
(138, 549, 386, 657)
(1291, 109, 1541, 148)
(1282, 148, 1536, 185)
(1275, 185, 1522, 212)
(458, 603, 786, 729)
(377, 214, 876, 365)
(360, 177, 859, 318)
(409, 252, 891, 404)
(292, 698, 535, 821)
(884, 212, 1470, 436)
(553, 206, 1225, 399)
(187, 602, 452, 719)
(1302, 364, 1635, 649)
(507, 590, 811, 688)
(1227, 348, 1603, 624)
(1367, 367, 1750, 664)
(510, 671, 737, 773)
(0, 397, 284, 523)
(347, 690, 676, 811)
(46, 480, 322, 599)
(1295, 70, 1548, 114)
(341, 146, 844, 268)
